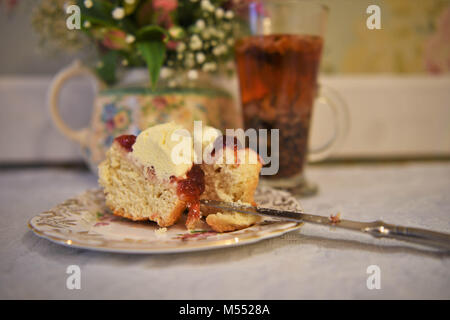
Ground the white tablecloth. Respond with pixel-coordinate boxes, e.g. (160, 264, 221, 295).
(1, 162, 449, 299)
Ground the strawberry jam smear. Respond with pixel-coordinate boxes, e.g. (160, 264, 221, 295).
(210, 135, 243, 164)
(114, 134, 136, 152)
(171, 165, 205, 229)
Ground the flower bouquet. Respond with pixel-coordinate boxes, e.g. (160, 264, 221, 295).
(33, 0, 240, 88)
(31, 0, 247, 169)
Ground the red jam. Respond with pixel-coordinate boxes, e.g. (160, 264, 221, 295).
(114, 134, 136, 152)
(177, 165, 205, 200)
(173, 165, 206, 228)
(210, 135, 242, 163)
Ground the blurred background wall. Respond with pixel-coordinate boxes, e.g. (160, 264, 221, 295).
(1, 0, 449, 163)
(2, 0, 449, 75)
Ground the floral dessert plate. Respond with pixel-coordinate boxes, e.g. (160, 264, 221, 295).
(28, 186, 302, 254)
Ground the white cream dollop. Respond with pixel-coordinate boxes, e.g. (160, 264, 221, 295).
(131, 122, 226, 178)
(131, 122, 194, 179)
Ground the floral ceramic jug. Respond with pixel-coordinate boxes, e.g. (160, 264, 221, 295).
(49, 60, 240, 172)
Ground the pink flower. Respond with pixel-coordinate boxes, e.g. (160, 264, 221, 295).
(102, 29, 128, 50)
(153, 0, 178, 12)
(157, 11, 174, 28)
(166, 40, 178, 50)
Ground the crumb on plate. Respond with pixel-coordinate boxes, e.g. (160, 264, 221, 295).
(329, 212, 341, 224)
(155, 227, 167, 235)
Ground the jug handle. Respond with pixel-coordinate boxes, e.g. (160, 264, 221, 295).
(48, 60, 105, 146)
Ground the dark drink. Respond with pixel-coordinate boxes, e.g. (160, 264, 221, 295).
(235, 34, 323, 178)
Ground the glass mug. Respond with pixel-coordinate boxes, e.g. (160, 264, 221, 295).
(234, 0, 349, 196)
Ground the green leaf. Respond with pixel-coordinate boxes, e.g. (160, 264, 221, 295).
(136, 25, 168, 41)
(137, 41, 166, 90)
(96, 50, 118, 85)
(77, 0, 115, 25)
(124, 0, 141, 15)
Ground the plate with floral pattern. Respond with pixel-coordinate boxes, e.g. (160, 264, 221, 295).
(28, 186, 302, 254)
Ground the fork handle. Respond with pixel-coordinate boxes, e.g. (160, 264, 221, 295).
(365, 222, 450, 250)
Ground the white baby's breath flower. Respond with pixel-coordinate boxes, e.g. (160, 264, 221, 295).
(223, 22, 232, 31)
(201, 0, 209, 10)
(187, 70, 199, 80)
(190, 35, 202, 50)
(227, 38, 234, 46)
(185, 58, 195, 68)
(125, 34, 135, 44)
(213, 45, 227, 56)
(196, 52, 206, 64)
(216, 30, 225, 39)
(185, 52, 195, 66)
(125, 0, 135, 4)
(177, 42, 186, 52)
(83, 21, 91, 28)
(202, 62, 217, 72)
(210, 27, 221, 37)
(169, 26, 183, 39)
(168, 80, 177, 88)
(121, 59, 129, 66)
(212, 46, 221, 56)
(225, 10, 234, 19)
(215, 8, 224, 19)
(84, 0, 93, 8)
(112, 7, 125, 20)
(196, 19, 206, 30)
(202, 30, 211, 39)
(160, 67, 173, 79)
(177, 53, 184, 60)
(201, 0, 214, 12)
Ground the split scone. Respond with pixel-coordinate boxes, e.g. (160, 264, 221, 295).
(200, 145, 262, 232)
(98, 122, 262, 232)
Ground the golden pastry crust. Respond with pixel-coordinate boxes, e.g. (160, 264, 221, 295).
(110, 201, 186, 227)
(206, 212, 262, 233)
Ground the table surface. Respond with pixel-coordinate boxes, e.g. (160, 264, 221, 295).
(1, 162, 449, 299)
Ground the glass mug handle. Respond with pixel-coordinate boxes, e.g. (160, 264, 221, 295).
(308, 85, 350, 162)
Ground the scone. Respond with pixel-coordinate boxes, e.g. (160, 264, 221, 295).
(98, 121, 262, 232)
(200, 144, 262, 232)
